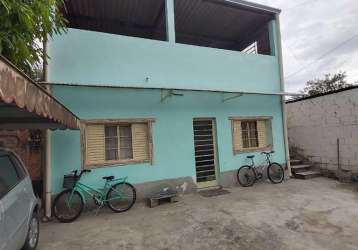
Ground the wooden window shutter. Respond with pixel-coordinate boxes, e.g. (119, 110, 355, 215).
(86, 125, 105, 165)
(132, 123, 149, 161)
(257, 120, 267, 148)
(232, 120, 243, 151)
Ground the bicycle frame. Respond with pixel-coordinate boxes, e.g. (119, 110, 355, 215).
(248, 154, 272, 179)
(68, 176, 128, 205)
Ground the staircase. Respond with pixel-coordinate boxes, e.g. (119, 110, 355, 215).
(290, 159, 321, 179)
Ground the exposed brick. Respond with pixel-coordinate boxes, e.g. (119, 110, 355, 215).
(0, 130, 42, 180)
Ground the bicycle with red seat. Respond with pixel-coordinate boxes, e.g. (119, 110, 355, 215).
(237, 151, 284, 187)
(52, 169, 136, 223)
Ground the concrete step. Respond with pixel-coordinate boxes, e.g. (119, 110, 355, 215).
(290, 159, 303, 165)
(291, 164, 311, 170)
(197, 185, 222, 192)
(294, 170, 321, 179)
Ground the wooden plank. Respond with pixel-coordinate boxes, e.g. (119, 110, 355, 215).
(83, 118, 156, 125)
(85, 124, 105, 165)
(229, 116, 273, 121)
(132, 123, 149, 161)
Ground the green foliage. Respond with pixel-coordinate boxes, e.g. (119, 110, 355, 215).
(303, 72, 354, 96)
(0, 0, 67, 78)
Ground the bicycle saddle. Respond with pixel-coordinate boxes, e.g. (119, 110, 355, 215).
(262, 151, 275, 155)
(102, 176, 115, 181)
(246, 155, 255, 159)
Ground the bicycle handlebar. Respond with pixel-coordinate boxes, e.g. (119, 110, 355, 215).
(72, 169, 92, 179)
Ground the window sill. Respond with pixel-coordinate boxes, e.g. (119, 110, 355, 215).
(234, 146, 272, 155)
(84, 159, 150, 169)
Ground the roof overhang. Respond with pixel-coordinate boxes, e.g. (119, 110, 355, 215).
(204, 0, 281, 15)
(61, 0, 279, 53)
(0, 56, 80, 130)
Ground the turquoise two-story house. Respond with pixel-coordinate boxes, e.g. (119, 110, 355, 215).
(46, 0, 291, 198)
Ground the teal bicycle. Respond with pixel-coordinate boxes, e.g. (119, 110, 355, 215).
(52, 170, 136, 223)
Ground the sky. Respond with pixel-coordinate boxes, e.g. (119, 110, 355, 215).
(253, 0, 358, 93)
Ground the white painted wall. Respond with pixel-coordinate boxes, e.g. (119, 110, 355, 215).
(287, 88, 358, 173)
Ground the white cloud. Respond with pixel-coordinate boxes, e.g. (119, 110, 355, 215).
(254, 0, 358, 92)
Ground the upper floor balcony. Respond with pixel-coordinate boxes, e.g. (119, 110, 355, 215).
(48, 0, 282, 93)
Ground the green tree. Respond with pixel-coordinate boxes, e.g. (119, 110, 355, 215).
(303, 72, 353, 96)
(0, 0, 67, 79)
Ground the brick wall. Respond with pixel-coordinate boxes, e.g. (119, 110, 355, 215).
(0, 130, 43, 180)
(287, 88, 358, 175)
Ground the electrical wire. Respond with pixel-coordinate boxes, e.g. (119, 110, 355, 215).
(285, 33, 358, 79)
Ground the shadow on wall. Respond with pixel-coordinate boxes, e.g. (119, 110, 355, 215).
(288, 145, 307, 161)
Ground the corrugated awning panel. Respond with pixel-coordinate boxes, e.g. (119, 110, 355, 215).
(0, 56, 80, 130)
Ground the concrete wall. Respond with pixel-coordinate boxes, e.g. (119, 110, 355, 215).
(47, 9, 286, 195)
(50, 85, 286, 194)
(48, 22, 280, 93)
(287, 88, 358, 174)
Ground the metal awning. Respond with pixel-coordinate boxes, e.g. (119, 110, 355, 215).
(43, 82, 299, 97)
(0, 56, 80, 130)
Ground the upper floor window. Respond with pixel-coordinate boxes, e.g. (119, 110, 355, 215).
(61, 0, 167, 41)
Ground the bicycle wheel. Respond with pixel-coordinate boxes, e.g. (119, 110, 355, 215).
(267, 162, 284, 184)
(237, 165, 256, 187)
(106, 183, 136, 213)
(52, 189, 84, 223)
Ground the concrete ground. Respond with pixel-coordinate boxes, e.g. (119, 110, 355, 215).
(39, 178, 358, 250)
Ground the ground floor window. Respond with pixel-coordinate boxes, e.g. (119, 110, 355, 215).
(230, 116, 273, 154)
(82, 119, 154, 168)
(104, 125, 133, 161)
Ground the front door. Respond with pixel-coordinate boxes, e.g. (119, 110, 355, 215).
(193, 119, 219, 188)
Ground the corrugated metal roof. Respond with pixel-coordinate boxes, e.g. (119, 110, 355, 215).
(63, 0, 166, 40)
(174, 0, 273, 51)
(62, 0, 275, 52)
(216, 0, 281, 14)
(286, 85, 358, 104)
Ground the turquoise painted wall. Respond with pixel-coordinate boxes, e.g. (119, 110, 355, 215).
(50, 85, 285, 194)
(48, 25, 281, 93)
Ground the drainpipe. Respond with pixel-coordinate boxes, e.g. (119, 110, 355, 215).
(275, 14, 292, 177)
(43, 37, 52, 218)
(44, 130, 52, 218)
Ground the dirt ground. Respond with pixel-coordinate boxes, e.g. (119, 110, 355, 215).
(39, 178, 358, 250)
